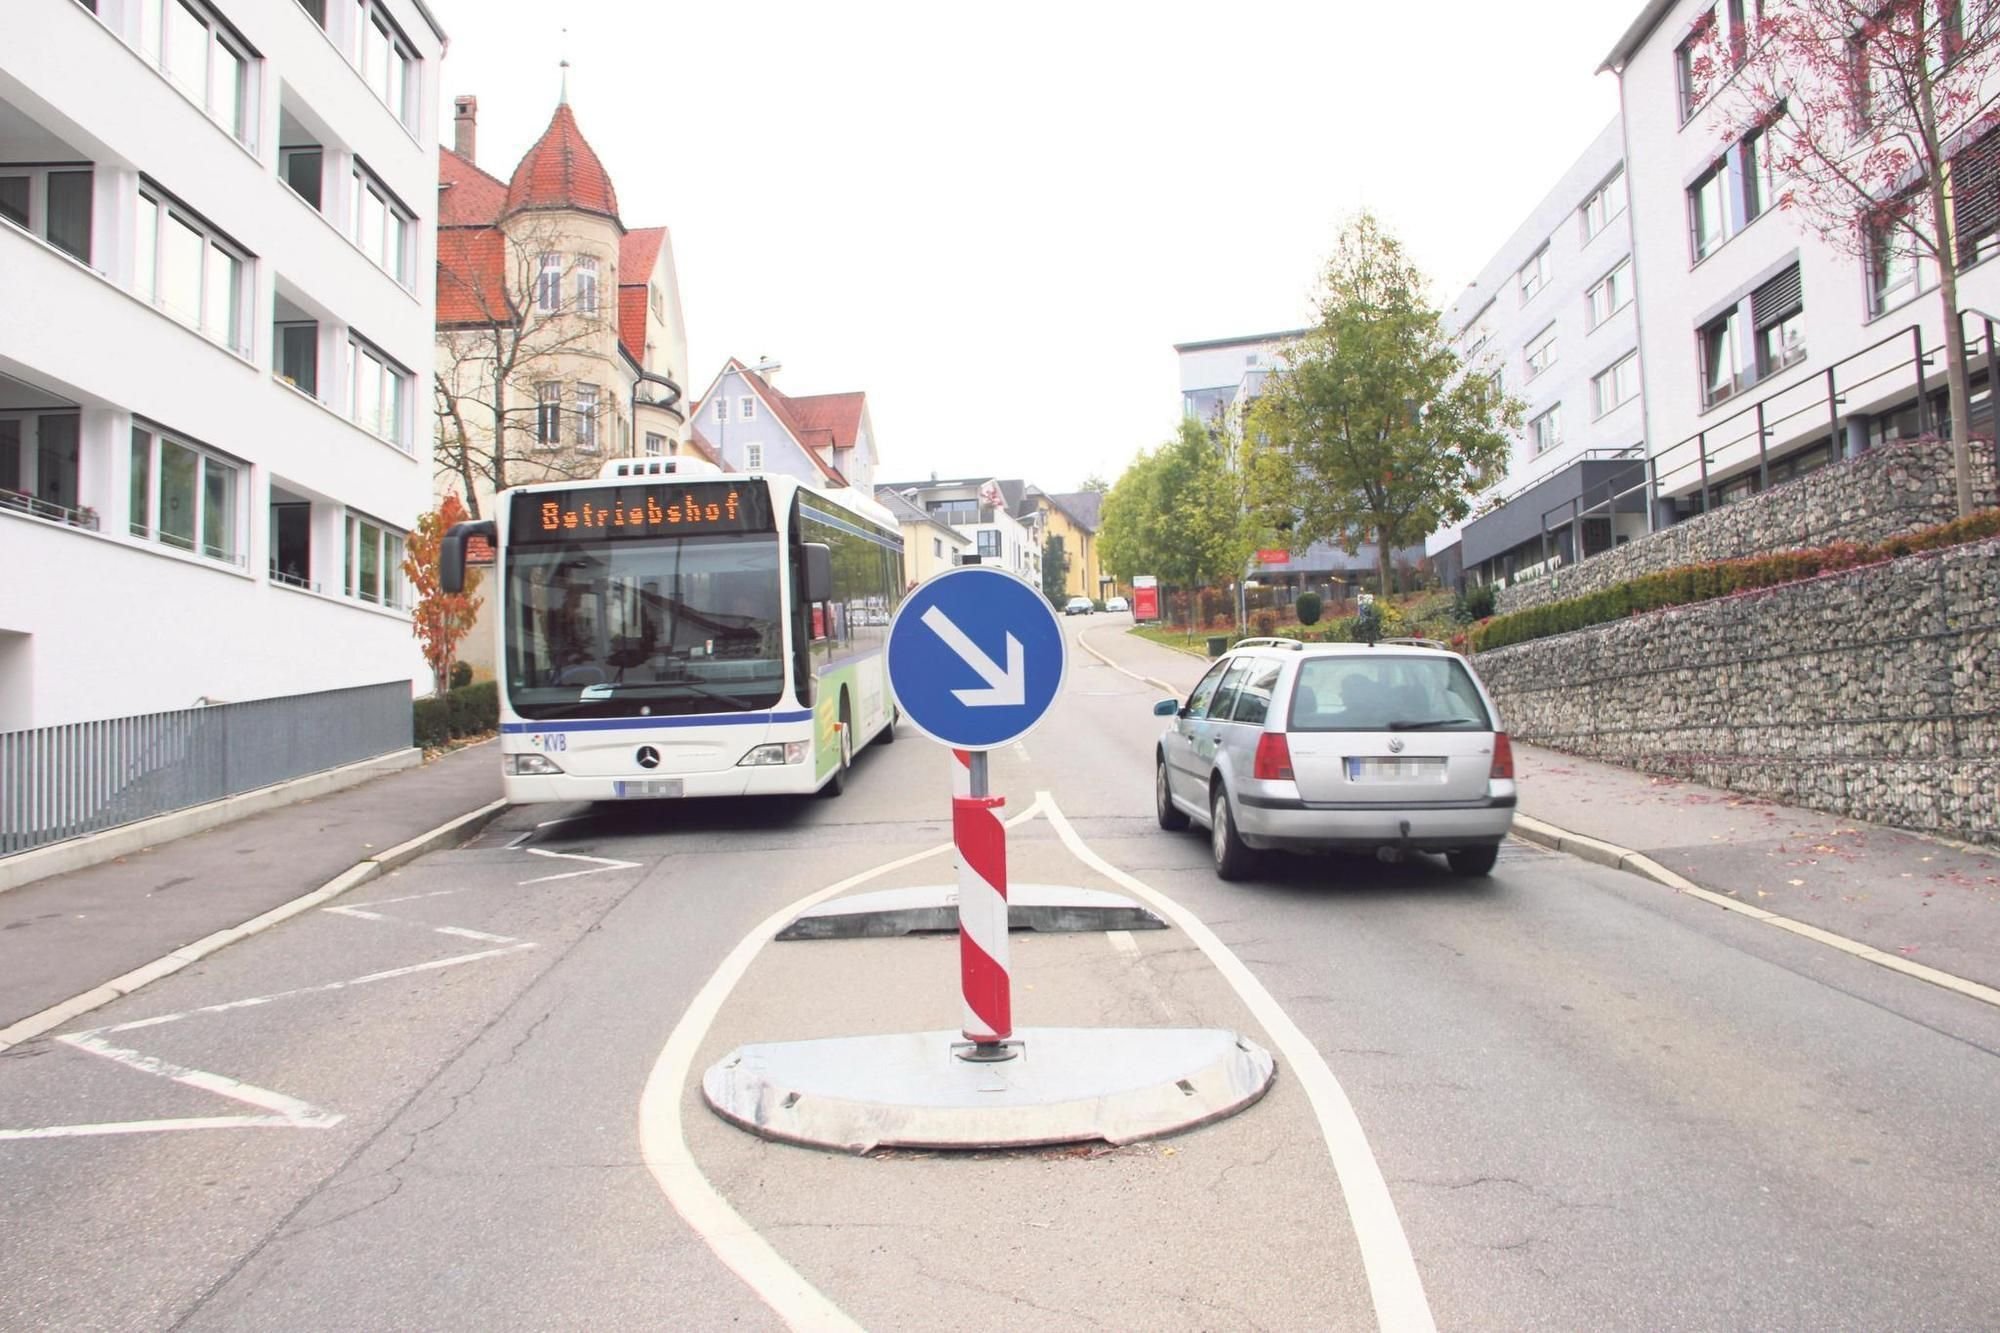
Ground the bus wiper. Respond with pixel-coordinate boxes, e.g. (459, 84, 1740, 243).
(1386, 717, 1482, 730)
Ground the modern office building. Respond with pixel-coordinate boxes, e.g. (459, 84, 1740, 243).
(0, 0, 445, 729)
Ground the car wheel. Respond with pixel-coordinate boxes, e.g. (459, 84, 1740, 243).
(1210, 785, 1256, 881)
(1447, 844, 1499, 876)
(821, 695, 853, 797)
(1156, 753, 1189, 831)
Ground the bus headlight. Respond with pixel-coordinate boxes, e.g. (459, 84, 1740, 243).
(505, 753, 565, 776)
(738, 741, 808, 766)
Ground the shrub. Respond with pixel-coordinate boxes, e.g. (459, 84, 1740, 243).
(413, 696, 451, 748)
(1455, 582, 1496, 623)
(415, 681, 499, 748)
(1471, 508, 2000, 653)
(1295, 591, 1323, 625)
(1253, 610, 1278, 635)
(450, 660, 474, 689)
(1353, 601, 1383, 644)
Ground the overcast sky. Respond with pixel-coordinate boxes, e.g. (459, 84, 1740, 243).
(433, 0, 1633, 493)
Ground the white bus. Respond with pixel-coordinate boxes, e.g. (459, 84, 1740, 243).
(442, 457, 905, 804)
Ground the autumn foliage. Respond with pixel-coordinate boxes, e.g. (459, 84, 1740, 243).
(404, 492, 485, 694)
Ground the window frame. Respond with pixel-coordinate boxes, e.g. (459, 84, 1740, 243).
(0, 164, 94, 264)
(1524, 323, 1558, 381)
(745, 441, 764, 470)
(343, 510, 407, 609)
(714, 395, 729, 424)
(1518, 245, 1551, 304)
(574, 255, 599, 315)
(349, 160, 413, 285)
(740, 395, 756, 420)
(140, 0, 259, 149)
(1591, 352, 1641, 418)
(535, 253, 562, 314)
(1587, 259, 1635, 328)
(1527, 404, 1564, 458)
(1580, 169, 1628, 242)
(134, 181, 251, 354)
(128, 420, 243, 565)
(351, 0, 418, 130)
(346, 333, 411, 449)
(535, 382, 562, 449)
(574, 382, 599, 451)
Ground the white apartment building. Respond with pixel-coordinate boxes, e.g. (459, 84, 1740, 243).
(0, 0, 443, 729)
(1430, 116, 1649, 587)
(1176, 329, 1306, 432)
(872, 476, 1042, 583)
(1604, 0, 2000, 518)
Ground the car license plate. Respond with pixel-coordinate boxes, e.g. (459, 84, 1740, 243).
(613, 778, 683, 799)
(1347, 757, 1446, 782)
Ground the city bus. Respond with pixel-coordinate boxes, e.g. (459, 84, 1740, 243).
(440, 456, 905, 804)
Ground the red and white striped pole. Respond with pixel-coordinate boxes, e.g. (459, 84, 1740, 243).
(951, 748, 973, 798)
(954, 750, 1013, 1057)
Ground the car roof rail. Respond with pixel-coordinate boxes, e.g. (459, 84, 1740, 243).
(1376, 637, 1452, 652)
(1232, 637, 1305, 650)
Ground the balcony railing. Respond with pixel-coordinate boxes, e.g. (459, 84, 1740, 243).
(1, 489, 99, 531)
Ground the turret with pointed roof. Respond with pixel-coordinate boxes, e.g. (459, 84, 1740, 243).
(504, 101, 620, 224)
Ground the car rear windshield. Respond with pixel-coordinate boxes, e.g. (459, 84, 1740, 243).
(1288, 655, 1493, 732)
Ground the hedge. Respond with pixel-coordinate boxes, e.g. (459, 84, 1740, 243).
(414, 681, 499, 748)
(1471, 507, 2000, 653)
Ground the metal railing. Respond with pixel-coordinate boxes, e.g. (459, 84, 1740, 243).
(0, 489, 100, 531)
(1, 681, 412, 858)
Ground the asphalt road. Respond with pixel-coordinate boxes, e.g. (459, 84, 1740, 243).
(3, 611, 1998, 1330)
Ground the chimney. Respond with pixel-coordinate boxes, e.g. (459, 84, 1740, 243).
(453, 95, 478, 161)
(749, 356, 781, 386)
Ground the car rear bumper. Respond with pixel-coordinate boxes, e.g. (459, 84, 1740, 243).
(1231, 792, 1515, 851)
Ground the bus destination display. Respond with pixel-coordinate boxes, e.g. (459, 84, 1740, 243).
(511, 481, 773, 544)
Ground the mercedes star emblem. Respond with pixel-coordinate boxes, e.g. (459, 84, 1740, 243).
(1387, 737, 1406, 754)
(636, 746, 661, 769)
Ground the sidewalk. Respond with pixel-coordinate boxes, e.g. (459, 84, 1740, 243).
(0, 742, 504, 1033)
(1082, 622, 2000, 996)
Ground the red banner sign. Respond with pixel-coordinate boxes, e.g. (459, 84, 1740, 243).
(1256, 549, 1291, 564)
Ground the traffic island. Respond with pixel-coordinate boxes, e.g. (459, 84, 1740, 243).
(702, 1026, 1275, 1153)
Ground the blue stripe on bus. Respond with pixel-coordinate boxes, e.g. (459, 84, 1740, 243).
(500, 710, 813, 734)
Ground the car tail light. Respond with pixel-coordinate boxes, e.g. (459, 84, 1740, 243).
(1253, 732, 1294, 781)
(1490, 732, 1515, 780)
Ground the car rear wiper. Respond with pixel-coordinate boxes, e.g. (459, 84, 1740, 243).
(1385, 717, 1483, 730)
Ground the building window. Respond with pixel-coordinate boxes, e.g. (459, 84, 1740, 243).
(1752, 265, 1806, 377)
(354, 0, 417, 129)
(643, 431, 665, 457)
(1524, 324, 1557, 380)
(1700, 264, 1804, 407)
(0, 166, 93, 264)
(139, 0, 256, 147)
(346, 336, 410, 448)
(1489, 368, 1505, 399)
(933, 537, 943, 558)
(0, 413, 82, 519)
(976, 529, 1001, 559)
(295, 0, 327, 25)
(1587, 259, 1634, 328)
(1528, 405, 1563, 458)
(129, 423, 240, 563)
(743, 441, 764, 470)
(1591, 353, 1641, 417)
(277, 321, 318, 396)
(344, 513, 406, 608)
(536, 383, 561, 448)
(649, 282, 663, 319)
(1675, 4, 1757, 121)
(1580, 169, 1627, 242)
(574, 384, 599, 450)
(134, 184, 248, 353)
(269, 497, 312, 587)
(740, 395, 755, 420)
(279, 146, 322, 210)
(1518, 245, 1550, 303)
(1688, 124, 1771, 261)
(349, 163, 411, 284)
(1951, 125, 2000, 267)
(535, 253, 562, 314)
(1868, 217, 1938, 316)
(575, 256, 598, 315)
(928, 498, 978, 526)
(714, 396, 729, 424)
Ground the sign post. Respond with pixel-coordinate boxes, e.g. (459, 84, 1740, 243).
(885, 566, 1067, 1060)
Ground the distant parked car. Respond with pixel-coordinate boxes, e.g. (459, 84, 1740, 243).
(1152, 637, 1514, 880)
(1106, 596, 1130, 612)
(1064, 596, 1094, 615)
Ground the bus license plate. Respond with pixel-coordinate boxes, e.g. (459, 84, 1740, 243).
(614, 779, 682, 799)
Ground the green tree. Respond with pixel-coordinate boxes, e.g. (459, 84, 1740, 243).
(1099, 418, 1257, 632)
(1041, 532, 1071, 605)
(1079, 473, 1111, 494)
(1247, 212, 1517, 597)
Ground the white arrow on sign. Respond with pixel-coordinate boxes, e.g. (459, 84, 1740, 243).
(920, 606, 1026, 707)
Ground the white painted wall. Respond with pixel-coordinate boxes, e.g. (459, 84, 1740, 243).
(0, 0, 441, 728)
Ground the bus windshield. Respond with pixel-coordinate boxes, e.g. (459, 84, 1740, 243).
(504, 533, 786, 720)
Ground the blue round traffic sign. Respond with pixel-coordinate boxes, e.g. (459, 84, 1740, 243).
(885, 566, 1068, 750)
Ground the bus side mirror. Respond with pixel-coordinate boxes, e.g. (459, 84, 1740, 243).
(441, 520, 496, 595)
(804, 542, 833, 602)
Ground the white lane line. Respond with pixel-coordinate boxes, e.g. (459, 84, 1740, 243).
(435, 926, 519, 944)
(1106, 930, 1141, 957)
(520, 846, 642, 885)
(86, 945, 537, 1036)
(0, 1115, 305, 1141)
(323, 905, 389, 922)
(361, 888, 468, 908)
(638, 796, 1049, 1333)
(1040, 794, 1436, 1333)
(323, 904, 522, 946)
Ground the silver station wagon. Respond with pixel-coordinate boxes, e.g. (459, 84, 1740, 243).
(1153, 638, 1516, 880)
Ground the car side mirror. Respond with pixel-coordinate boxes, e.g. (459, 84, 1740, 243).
(440, 519, 496, 595)
(803, 542, 833, 602)
(1152, 698, 1180, 716)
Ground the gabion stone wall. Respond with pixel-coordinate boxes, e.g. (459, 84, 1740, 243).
(1495, 437, 1999, 615)
(1476, 538, 2000, 847)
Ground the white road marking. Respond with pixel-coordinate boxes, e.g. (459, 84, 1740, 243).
(520, 846, 642, 885)
(362, 888, 467, 907)
(1040, 794, 1436, 1333)
(324, 905, 389, 922)
(1012, 741, 1030, 761)
(1106, 930, 1141, 957)
(435, 926, 519, 944)
(0, 1115, 307, 1141)
(638, 796, 1048, 1333)
(323, 903, 522, 946)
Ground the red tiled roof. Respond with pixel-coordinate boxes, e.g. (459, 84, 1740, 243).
(505, 102, 619, 222)
(785, 391, 865, 449)
(617, 228, 667, 362)
(685, 426, 725, 467)
(438, 147, 508, 226)
(718, 360, 848, 484)
(436, 227, 510, 326)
